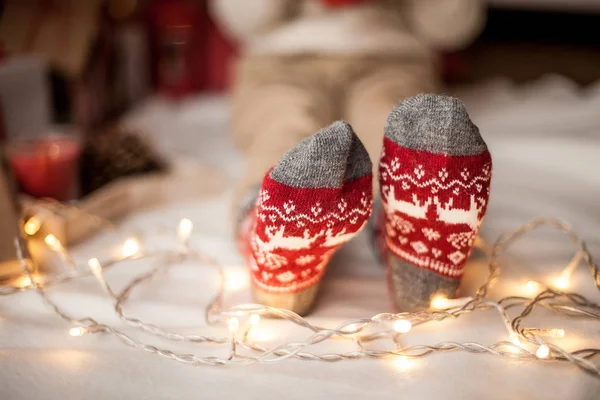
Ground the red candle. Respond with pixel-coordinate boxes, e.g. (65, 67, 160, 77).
(7, 135, 81, 202)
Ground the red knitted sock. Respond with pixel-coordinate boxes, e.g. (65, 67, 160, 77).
(239, 121, 373, 315)
(377, 94, 492, 311)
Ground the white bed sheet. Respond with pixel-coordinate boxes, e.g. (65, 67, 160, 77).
(1, 76, 599, 399)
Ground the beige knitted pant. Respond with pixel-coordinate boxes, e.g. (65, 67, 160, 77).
(231, 54, 439, 202)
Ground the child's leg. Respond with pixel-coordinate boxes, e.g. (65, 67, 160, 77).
(231, 55, 374, 314)
(231, 55, 338, 226)
(344, 59, 439, 170)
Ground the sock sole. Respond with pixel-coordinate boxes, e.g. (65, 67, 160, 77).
(252, 283, 320, 316)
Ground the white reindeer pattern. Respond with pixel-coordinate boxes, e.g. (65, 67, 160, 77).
(255, 226, 320, 253)
(385, 186, 432, 220)
(255, 225, 361, 254)
(433, 195, 483, 230)
(386, 185, 484, 230)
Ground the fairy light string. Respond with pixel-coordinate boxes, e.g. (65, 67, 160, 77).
(2, 208, 599, 376)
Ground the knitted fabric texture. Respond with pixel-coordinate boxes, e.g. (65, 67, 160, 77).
(377, 94, 492, 311)
(240, 121, 373, 293)
(380, 141, 491, 276)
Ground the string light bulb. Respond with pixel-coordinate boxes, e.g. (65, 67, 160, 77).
(249, 314, 261, 327)
(44, 234, 62, 252)
(536, 345, 550, 359)
(552, 275, 570, 290)
(431, 296, 473, 310)
(431, 296, 449, 310)
(225, 270, 248, 291)
(178, 218, 193, 242)
(393, 319, 412, 334)
(69, 327, 87, 337)
(43, 234, 74, 269)
(394, 356, 411, 370)
(249, 328, 274, 342)
(88, 258, 102, 280)
(122, 238, 140, 258)
(509, 333, 521, 346)
(87, 258, 115, 297)
(23, 217, 42, 236)
(228, 317, 239, 334)
(524, 280, 541, 295)
(15, 275, 32, 289)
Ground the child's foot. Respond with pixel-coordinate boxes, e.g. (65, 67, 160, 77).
(378, 94, 492, 311)
(239, 121, 373, 315)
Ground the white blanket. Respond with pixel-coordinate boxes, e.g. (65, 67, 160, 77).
(1, 76, 599, 399)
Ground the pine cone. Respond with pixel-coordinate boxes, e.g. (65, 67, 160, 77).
(80, 127, 167, 197)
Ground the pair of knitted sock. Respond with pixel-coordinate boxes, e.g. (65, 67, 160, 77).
(238, 94, 492, 315)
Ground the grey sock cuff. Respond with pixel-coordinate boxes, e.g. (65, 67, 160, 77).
(385, 94, 487, 156)
(388, 256, 458, 312)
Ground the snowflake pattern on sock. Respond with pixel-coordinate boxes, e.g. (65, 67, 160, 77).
(379, 138, 492, 278)
(241, 173, 373, 293)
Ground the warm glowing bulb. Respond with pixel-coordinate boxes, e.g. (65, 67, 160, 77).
(228, 317, 239, 334)
(393, 320, 412, 334)
(16, 275, 32, 288)
(431, 296, 449, 310)
(44, 234, 61, 251)
(88, 258, 102, 278)
(122, 238, 139, 258)
(430, 296, 473, 310)
(249, 314, 261, 326)
(553, 275, 570, 290)
(394, 356, 411, 370)
(249, 328, 274, 342)
(24, 217, 42, 236)
(69, 327, 86, 337)
(550, 328, 565, 338)
(509, 333, 521, 346)
(536, 344, 550, 359)
(225, 271, 247, 291)
(524, 280, 541, 295)
(178, 218, 193, 241)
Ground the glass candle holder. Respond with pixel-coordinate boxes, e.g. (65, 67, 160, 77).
(6, 128, 81, 202)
